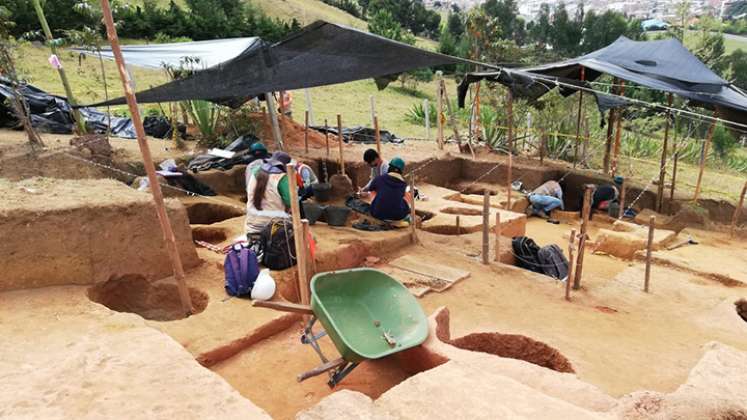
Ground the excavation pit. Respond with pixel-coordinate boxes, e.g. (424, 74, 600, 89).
(87, 274, 208, 321)
(736, 299, 747, 323)
(185, 201, 245, 225)
(191, 225, 229, 243)
(440, 206, 484, 216)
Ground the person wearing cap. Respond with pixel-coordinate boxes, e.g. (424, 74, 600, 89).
(359, 149, 389, 195)
(292, 159, 319, 201)
(245, 151, 292, 234)
(244, 142, 270, 189)
(526, 180, 564, 219)
(367, 157, 410, 222)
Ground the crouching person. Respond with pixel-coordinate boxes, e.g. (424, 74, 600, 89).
(527, 180, 564, 218)
(245, 152, 292, 236)
(367, 157, 411, 222)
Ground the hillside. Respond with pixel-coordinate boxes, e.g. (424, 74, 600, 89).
(254, 0, 367, 30)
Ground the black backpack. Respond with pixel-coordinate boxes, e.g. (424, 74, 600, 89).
(537, 244, 569, 280)
(259, 220, 297, 270)
(512, 236, 542, 273)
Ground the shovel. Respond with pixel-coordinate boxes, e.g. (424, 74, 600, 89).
(666, 236, 698, 251)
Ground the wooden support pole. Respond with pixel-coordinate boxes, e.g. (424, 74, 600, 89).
(266, 92, 284, 150)
(436, 71, 444, 150)
(583, 117, 590, 165)
(304, 88, 315, 126)
(670, 115, 680, 201)
(324, 119, 330, 157)
(506, 90, 514, 210)
(302, 220, 316, 276)
(370, 95, 376, 128)
(566, 229, 576, 301)
(730, 181, 747, 237)
(337, 114, 345, 175)
(603, 101, 617, 173)
(573, 66, 586, 169)
(694, 114, 718, 201)
(644, 216, 655, 293)
(657, 94, 674, 212)
(574, 186, 593, 290)
(456, 215, 460, 235)
(494, 212, 502, 262)
(618, 180, 626, 220)
(374, 116, 381, 156)
(424, 99, 431, 141)
(304, 110, 309, 154)
(410, 175, 418, 244)
(99, 0, 193, 315)
(278, 90, 287, 121)
(31, 0, 86, 134)
(539, 129, 546, 165)
(482, 191, 490, 265)
(611, 81, 626, 175)
(286, 164, 310, 306)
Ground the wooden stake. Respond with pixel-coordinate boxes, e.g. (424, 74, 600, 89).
(32, 0, 86, 134)
(611, 81, 626, 175)
(324, 119, 330, 157)
(266, 92, 284, 150)
(436, 71, 444, 150)
(603, 81, 618, 174)
(573, 186, 593, 290)
(286, 164, 310, 306)
(304, 110, 309, 154)
(369, 95, 376, 128)
(670, 115, 680, 201)
(583, 117, 590, 165)
(506, 90, 514, 210)
(302, 219, 316, 280)
(730, 181, 747, 237)
(99, 0, 192, 315)
(644, 216, 655, 293)
(494, 211, 502, 262)
(573, 66, 586, 169)
(566, 229, 576, 301)
(694, 114, 718, 201)
(278, 90, 287, 121)
(657, 94, 673, 212)
(618, 180, 626, 220)
(410, 175, 418, 244)
(456, 215, 460, 235)
(374, 116, 381, 156)
(304, 88, 314, 126)
(424, 98, 431, 141)
(482, 191, 490, 265)
(337, 114, 344, 175)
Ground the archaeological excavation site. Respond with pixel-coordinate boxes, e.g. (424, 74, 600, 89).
(2, 14, 747, 420)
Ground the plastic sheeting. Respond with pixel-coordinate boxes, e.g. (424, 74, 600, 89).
(458, 36, 747, 128)
(86, 21, 483, 108)
(70, 37, 262, 70)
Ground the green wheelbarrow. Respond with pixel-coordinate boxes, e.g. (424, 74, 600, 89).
(253, 268, 429, 387)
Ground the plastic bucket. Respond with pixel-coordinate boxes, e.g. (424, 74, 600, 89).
(302, 202, 326, 225)
(312, 183, 332, 202)
(325, 206, 351, 227)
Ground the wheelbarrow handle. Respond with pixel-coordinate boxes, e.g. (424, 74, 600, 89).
(252, 300, 314, 315)
(297, 357, 346, 382)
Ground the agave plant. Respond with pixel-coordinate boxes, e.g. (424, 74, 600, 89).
(187, 100, 221, 146)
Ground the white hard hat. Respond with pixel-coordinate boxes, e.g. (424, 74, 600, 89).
(251, 269, 276, 301)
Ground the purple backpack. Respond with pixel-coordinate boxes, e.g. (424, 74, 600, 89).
(224, 244, 260, 297)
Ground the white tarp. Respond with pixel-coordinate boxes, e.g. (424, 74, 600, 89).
(70, 37, 261, 70)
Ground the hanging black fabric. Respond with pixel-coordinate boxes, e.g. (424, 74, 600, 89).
(458, 36, 747, 129)
(85, 21, 483, 108)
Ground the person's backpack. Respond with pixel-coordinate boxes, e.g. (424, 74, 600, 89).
(224, 243, 260, 296)
(260, 220, 297, 270)
(537, 244, 569, 280)
(512, 236, 542, 273)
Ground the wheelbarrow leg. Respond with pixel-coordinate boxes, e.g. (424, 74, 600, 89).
(328, 362, 359, 388)
(300, 316, 329, 363)
(297, 357, 346, 382)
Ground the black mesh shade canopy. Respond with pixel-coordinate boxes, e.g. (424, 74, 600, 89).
(458, 36, 747, 128)
(88, 21, 482, 107)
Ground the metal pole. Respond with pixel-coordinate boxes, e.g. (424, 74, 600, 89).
(436, 71, 444, 150)
(573, 66, 585, 169)
(99, 0, 192, 315)
(266, 93, 284, 150)
(670, 114, 680, 201)
(410, 175, 418, 244)
(506, 90, 514, 210)
(611, 81, 626, 175)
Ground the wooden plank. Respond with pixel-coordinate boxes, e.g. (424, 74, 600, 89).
(252, 300, 314, 314)
(286, 164, 309, 306)
(297, 358, 346, 382)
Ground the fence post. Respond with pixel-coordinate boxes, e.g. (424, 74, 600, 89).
(574, 186, 593, 290)
(694, 114, 718, 201)
(644, 216, 656, 293)
(482, 191, 490, 265)
(566, 229, 576, 301)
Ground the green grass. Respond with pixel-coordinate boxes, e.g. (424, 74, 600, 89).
(683, 30, 747, 54)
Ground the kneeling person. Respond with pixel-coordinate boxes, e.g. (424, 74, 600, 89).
(368, 157, 410, 222)
(527, 180, 564, 218)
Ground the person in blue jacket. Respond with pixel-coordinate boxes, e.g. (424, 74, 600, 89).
(367, 157, 410, 221)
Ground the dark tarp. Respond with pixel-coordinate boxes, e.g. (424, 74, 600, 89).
(310, 125, 404, 144)
(87, 21, 484, 107)
(0, 77, 177, 138)
(458, 36, 747, 129)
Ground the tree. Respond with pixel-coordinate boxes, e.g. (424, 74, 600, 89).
(529, 3, 552, 47)
(725, 49, 747, 89)
(447, 11, 465, 38)
(368, 9, 413, 44)
(580, 10, 642, 53)
(483, 0, 524, 43)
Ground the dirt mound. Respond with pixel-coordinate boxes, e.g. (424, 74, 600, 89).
(449, 332, 575, 373)
(328, 173, 354, 201)
(88, 274, 208, 321)
(254, 113, 332, 150)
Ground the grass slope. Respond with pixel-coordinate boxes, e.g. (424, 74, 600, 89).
(254, 0, 366, 29)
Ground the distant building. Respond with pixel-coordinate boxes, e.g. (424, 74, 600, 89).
(641, 18, 670, 30)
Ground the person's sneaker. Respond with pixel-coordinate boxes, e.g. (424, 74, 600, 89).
(537, 210, 549, 219)
(525, 205, 535, 217)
